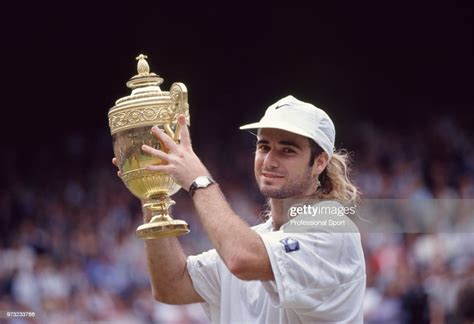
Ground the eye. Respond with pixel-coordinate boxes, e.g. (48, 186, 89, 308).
(257, 145, 270, 152)
(282, 147, 296, 154)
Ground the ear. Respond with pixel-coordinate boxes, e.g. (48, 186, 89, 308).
(312, 152, 329, 177)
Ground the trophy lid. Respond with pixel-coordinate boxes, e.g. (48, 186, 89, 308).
(108, 54, 189, 135)
(126, 54, 164, 89)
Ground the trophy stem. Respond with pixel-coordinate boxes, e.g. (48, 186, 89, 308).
(145, 196, 175, 222)
(136, 195, 190, 239)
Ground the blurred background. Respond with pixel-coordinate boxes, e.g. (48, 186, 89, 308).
(1, 2, 473, 323)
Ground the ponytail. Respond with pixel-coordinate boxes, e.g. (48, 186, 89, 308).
(318, 150, 359, 204)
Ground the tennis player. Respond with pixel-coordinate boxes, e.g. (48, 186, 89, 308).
(115, 95, 366, 323)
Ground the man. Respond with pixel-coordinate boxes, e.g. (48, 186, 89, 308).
(114, 95, 366, 323)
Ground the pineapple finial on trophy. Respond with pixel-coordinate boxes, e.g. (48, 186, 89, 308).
(136, 54, 150, 76)
(126, 53, 164, 89)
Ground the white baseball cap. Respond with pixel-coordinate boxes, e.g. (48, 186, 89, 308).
(239, 95, 336, 158)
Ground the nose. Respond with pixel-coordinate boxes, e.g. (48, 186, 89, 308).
(263, 150, 280, 170)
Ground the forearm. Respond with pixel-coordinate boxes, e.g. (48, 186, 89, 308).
(192, 185, 273, 280)
(144, 240, 188, 295)
(139, 117, 272, 280)
(142, 206, 189, 300)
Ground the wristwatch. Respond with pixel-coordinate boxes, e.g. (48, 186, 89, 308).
(189, 176, 216, 197)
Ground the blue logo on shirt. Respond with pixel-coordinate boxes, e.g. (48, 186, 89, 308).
(280, 238, 300, 253)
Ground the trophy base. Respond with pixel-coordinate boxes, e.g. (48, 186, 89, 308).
(136, 219, 190, 239)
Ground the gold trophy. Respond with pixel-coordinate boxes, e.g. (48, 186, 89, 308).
(108, 54, 190, 239)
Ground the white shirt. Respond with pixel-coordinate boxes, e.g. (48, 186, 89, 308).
(187, 218, 366, 323)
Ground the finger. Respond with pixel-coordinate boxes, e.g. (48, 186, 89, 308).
(142, 144, 170, 161)
(151, 126, 178, 152)
(178, 115, 192, 149)
(144, 164, 173, 173)
(112, 158, 122, 177)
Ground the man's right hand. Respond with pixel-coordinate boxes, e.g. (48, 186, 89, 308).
(112, 157, 122, 177)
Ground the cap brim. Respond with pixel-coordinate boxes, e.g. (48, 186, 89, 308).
(239, 122, 261, 130)
(239, 121, 312, 140)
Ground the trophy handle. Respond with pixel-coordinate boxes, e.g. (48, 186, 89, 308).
(170, 82, 190, 141)
(163, 123, 175, 139)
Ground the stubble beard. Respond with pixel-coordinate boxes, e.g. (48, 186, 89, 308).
(259, 168, 316, 199)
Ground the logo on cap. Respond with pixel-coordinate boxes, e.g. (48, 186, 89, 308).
(275, 104, 290, 110)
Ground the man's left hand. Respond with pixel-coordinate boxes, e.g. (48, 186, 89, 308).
(142, 114, 210, 191)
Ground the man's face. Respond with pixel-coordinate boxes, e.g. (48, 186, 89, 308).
(254, 128, 318, 199)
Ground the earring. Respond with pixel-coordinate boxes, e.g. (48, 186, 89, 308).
(316, 179, 321, 190)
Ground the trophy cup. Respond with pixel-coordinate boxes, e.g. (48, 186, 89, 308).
(108, 54, 190, 239)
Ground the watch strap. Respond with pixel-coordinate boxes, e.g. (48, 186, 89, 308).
(189, 176, 216, 197)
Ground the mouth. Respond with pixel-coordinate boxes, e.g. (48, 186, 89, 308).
(262, 172, 284, 179)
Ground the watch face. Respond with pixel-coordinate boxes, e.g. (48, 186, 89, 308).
(196, 176, 209, 187)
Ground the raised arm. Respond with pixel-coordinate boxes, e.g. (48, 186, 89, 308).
(142, 116, 274, 281)
(112, 158, 203, 304)
(142, 206, 204, 304)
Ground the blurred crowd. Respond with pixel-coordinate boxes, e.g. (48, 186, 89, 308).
(352, 118, 474, 324)
(1, 116, 473, 323)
